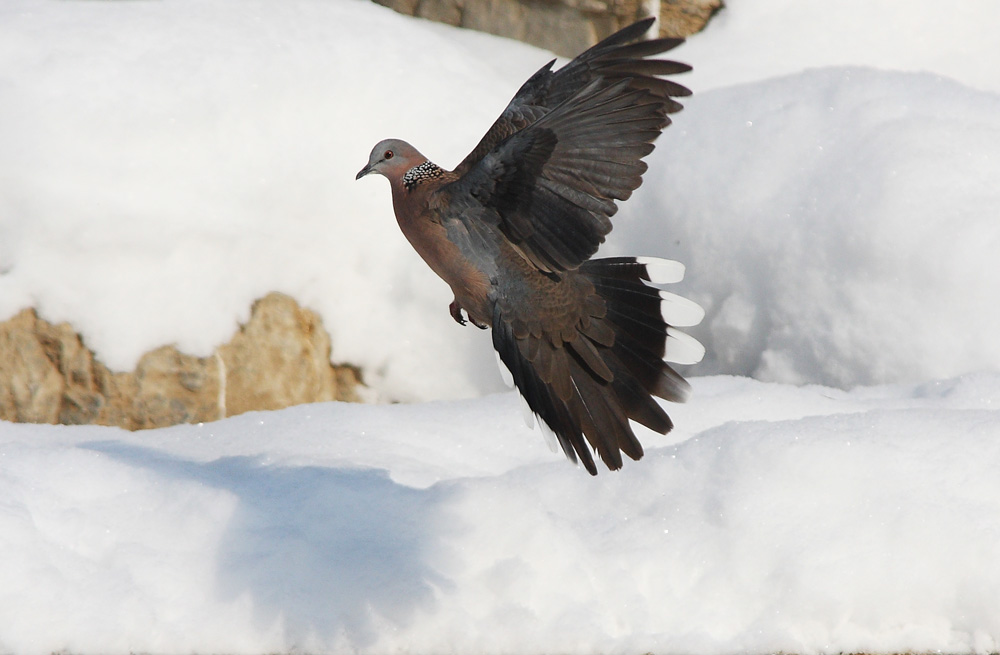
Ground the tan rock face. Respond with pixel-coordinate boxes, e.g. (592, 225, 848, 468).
(659, 0, 723, 38)
(219, 293, 357, 417)
(372, 0, 722, 58)
(0, 309, 66, 424)
(0, 293, 361, 430)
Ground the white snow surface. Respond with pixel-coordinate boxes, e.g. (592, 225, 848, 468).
(2, 0, 1000, 653)
(624, 68, 1000, 387)
(3, 374, 1000, 654)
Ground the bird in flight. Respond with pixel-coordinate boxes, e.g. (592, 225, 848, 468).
(357, 18, 704, 474)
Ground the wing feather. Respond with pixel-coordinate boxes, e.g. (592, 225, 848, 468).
(452, 17, 689, 178)
(440, 72, 684, 271)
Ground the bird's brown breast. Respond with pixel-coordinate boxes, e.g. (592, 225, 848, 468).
(392, 183, 492, 324)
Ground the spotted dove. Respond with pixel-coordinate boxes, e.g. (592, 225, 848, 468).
(357, 18, 705, 474)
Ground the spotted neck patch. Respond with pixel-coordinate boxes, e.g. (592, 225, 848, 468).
(402, 160, 444, 191)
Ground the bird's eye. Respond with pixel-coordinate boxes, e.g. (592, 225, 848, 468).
(384, 150, 394, 160)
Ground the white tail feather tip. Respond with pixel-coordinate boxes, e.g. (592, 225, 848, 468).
(636, 256, 685, 284)
(659, 290, 706, 327)
(538, 419, 561, 454)
(495, 351, 514, 388)
(517, 392, 536, 429)
(665, 328, 706, 365)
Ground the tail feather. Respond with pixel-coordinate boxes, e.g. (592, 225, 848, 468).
(583, 256, 700, 402)
(493, 308, 598, 474)
(602, 347, 674, 434)
(566, 357, 632, 467)
(492, 256, 703, 474)
(613, 331, 691, 403)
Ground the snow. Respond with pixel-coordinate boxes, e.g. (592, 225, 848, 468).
(620, 67, 1000, 387)
(674, 0, 1000, 95)
(3, 375, 999, 653)
(1, 0, 1000, 653)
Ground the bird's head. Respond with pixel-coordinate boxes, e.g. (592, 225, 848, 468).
(356, 139, 426, 181)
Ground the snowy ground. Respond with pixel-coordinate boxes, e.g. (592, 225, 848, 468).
(3, 374, 1000, 654)
(2, 0, 1000, 653)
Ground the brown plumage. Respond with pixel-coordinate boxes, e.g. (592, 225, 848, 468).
(357, 18, 704, 474)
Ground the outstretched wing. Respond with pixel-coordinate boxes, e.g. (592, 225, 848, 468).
(453, 18, 690, 178)
(440, 19, 691, 273)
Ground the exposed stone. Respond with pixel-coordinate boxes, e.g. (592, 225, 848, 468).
(0, 309, 64, 424)
(371, 0, 722, 58)
(218, 292, 359, 417)
(0, 293, 362, 430)
(417, 0, 463, 26)
(132, 346, 223, 430)
(658, 0, 723, 38)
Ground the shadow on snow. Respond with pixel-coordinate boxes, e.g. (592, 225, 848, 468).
(82, 440, 444, 646)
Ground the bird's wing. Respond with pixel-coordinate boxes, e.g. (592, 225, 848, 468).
(453, 18, 690, 179)
(439, 74, 682, 273)
(439, 20, 690, 273)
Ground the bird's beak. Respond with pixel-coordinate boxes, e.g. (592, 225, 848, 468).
(356, 163, 373, 180)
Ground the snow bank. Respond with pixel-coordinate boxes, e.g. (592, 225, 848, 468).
(614, 67, 1000, 387)
(676, 0, 1000, 94)
(2, 374, 999, 654)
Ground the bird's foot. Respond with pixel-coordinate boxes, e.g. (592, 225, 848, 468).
(450, 300, 489, 329)
(449, 300, 468, 326)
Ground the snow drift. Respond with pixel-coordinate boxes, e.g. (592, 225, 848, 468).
(2, 375, 999, 653)
(617, 67, 1000, 387)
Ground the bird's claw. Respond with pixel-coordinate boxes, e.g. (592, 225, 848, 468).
(450, 301, 489, 329)
(449, 300, 467, 326)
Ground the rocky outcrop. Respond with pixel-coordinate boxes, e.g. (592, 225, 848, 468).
(372, 0, 722, 57)
(0, 293, 361, 430)
(658, 0, 723, 38)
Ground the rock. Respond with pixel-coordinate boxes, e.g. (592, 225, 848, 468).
(371, 0, 722, 58)
(131, 346, 223, 430)
(659, 0, 723, 38)
(0, 309, 65, 424)
(218, 292, 358, 417)
(0, 293, 362, 430)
